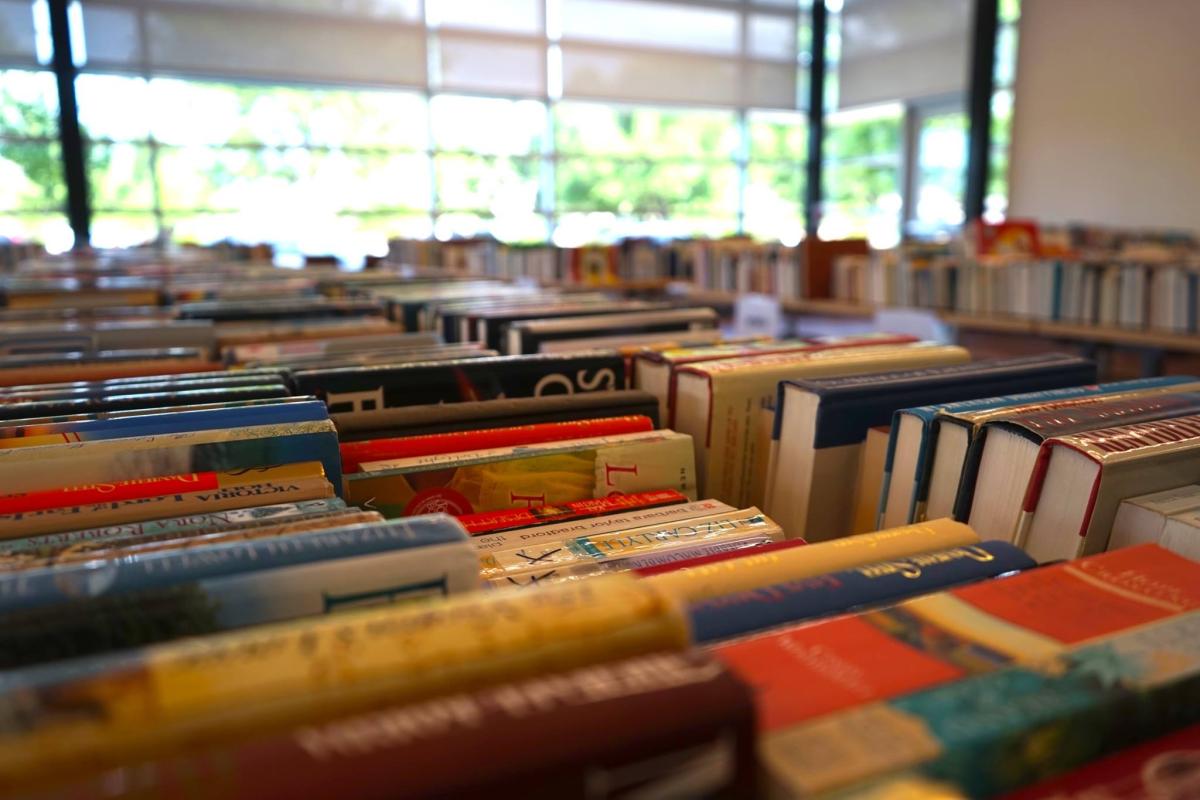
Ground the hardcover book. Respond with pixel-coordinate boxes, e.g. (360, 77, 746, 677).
(346, 429, 697, 518)
(1109, 484, 1200, 551)
(504, 307, 719, 355)
(459, 488, 688, 534)
(765, 354, 1095, 542)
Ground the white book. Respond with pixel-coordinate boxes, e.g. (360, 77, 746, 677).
(1108, 484, 1200, 551)
(1158, 508, 1200, 561)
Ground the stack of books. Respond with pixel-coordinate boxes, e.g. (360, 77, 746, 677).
(0, 249, 1198, 799)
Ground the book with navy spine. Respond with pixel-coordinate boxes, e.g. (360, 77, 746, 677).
(764, 354, 1095, 541)
(688, 540, 1035, 644)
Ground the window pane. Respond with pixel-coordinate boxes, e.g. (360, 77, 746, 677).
(821, 161, 902, 246)
(0, 138, 64, 210)
(748, 110, 806, 161)
(999, 0, 1021, 24)
(87, 141, 156, 210)
(560, 0, 739, 55)
(0, 69, 58, 138)
(557, 158, 737, 216)
(431, 95, 545, 155)
(912, 110, 967, 234)
(76, 74, 152, 142)
(150, 0, 423, 22)
(427, 0, 540, 34)
(749, 13, 795, 61)
(148, 79, 428, 149)
(0, 213, 72, 251)
(994, 23, 1017, 88)
(0, 0, 37, 64)
(91, 212, 159, 249)
(434, 154, 542, 213)
(555, 102, 738, 159)
(824, 104, 902, 161)
(553, 212, 736, 245)
(435, 212, 548, 244)
(745, 163, 803, 243)
(157, 146, 431, 212)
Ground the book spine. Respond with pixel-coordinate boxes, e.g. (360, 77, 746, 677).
(689, 541, 1036, 644)
(0, 514, 469, 612)
(645, 519, 980, 603)
(0, 575, 691, 792)
(0, 497, 346, 553)
(0, 464, 333, 540)
(633, 536, 808, 577)
(339, 415, 654, 473)
(460, 488, 687, 534)
(762, 609, 1200, 798)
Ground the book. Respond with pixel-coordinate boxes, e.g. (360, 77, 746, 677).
(850, 425, 890, 534)
(0, 497, 346, 553)
(673, 343, 970, 509)
(644, 517, 979, 603)
(1018, 414, 1200, 560)
(1109, 484, 1200, 551)
(459, 488, 688, 534)
(480, 507, 783, 587)
(634, 536, 807, 577)
(470, 496, 734, 553)
(0, 384, 293, 421)
(35, 652, 758, 800)
(688, 540, 1035, 644)
(1001, 721, 1200, 800)
(346, 429, 697, 517)
(711, 545, 1200, 741)
(0, 515, 480, 668)
(761, 609, 1200, 798)
(0, 462, 334, 539)
(1155, 508, 1200, 561)
(221, 330, 440, 364)
(339, 415, 654, 473)
(0, 348, 217, 386)
(0, 418, 343, 497)
(960, 392, 1200, 542)
(290, 352, 627, 414)
(333, 389, 661, 440)
(505, 307, 719, 355)
(0, 574, 690, 792)
(456, 298, 663, 350)
(765, 354, 1095, 542)
(887, 375, 1196, 529)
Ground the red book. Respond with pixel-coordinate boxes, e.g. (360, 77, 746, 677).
(40, 652, 758, 800)
(460, 488, 688, 535)
(0, 471, 218, 515)
(1002, 722, 1200, 799)
(711, 545, 1200, 736)
(633, 536, 807, 577)
(339, 415, 654, 473)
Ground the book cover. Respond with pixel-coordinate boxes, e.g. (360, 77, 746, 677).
(633, 535, 808, 577)
(506, 308, 718, 355)
(689, 540, 1035, 644)
(35, 652, 758, 800)
(460, 488, 688, 534)
(340, 415, 654, 473)
(767, 354, 1095, 542)
(290, 352, 627, 414)
(886, 374, 1196, 529)
(674, 343, 969, 509)
(346, 430, 697, 518)
(332, 389, 661, 440)
(762, 609, 1200, 798)
(711, 545, 1200, 740)
(469, 497, 734, 553)
(0, 462, 334, 539)
(1018, 414, 1200, 560)
(0, 574, 690, 792)
(0, 384, 293, 422)
(645, 518, 979, 603)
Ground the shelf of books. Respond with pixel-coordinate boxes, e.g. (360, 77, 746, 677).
(0, 241, 1199, 799)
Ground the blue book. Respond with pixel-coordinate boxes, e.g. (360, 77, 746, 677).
(688, 540, 1035, 644)
(879, 374, 1195, 529)
(0, 515, 479, 670)
(765, 354, 1095, 541)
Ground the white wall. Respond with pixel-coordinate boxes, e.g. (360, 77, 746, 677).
(1008, 0, 1200, 233)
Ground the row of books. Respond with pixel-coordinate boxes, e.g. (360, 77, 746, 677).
(386, 235, 811, 298)
(1, 255, 1200, 797)
(833, 249, 1200, 333)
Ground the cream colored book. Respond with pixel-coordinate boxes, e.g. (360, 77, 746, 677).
(673, 343, 969, 511)
(1109, 484, 1200, 551)
(850, 425, 891, 534)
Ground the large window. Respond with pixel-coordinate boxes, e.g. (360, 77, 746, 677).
(65, 0, 812, 256)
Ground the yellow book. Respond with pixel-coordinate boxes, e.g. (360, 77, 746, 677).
(672, 343, 969, 510)
(644, 518, 979, 603)
(0, 574, 689, 791)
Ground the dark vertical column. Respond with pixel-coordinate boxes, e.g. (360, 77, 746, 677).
(804, 0, 827, 237)
(48, 0, 90, 245)
(964, 0, 998, 221)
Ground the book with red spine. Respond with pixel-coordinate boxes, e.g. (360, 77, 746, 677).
(460, 488, 688, 535)
(32, 651, 757, 800)
(1016, 412, 1200, 561)
(1001, 722, 1200, 799)
(0, 470, 225, 515)
(339, 415, 654, 473)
